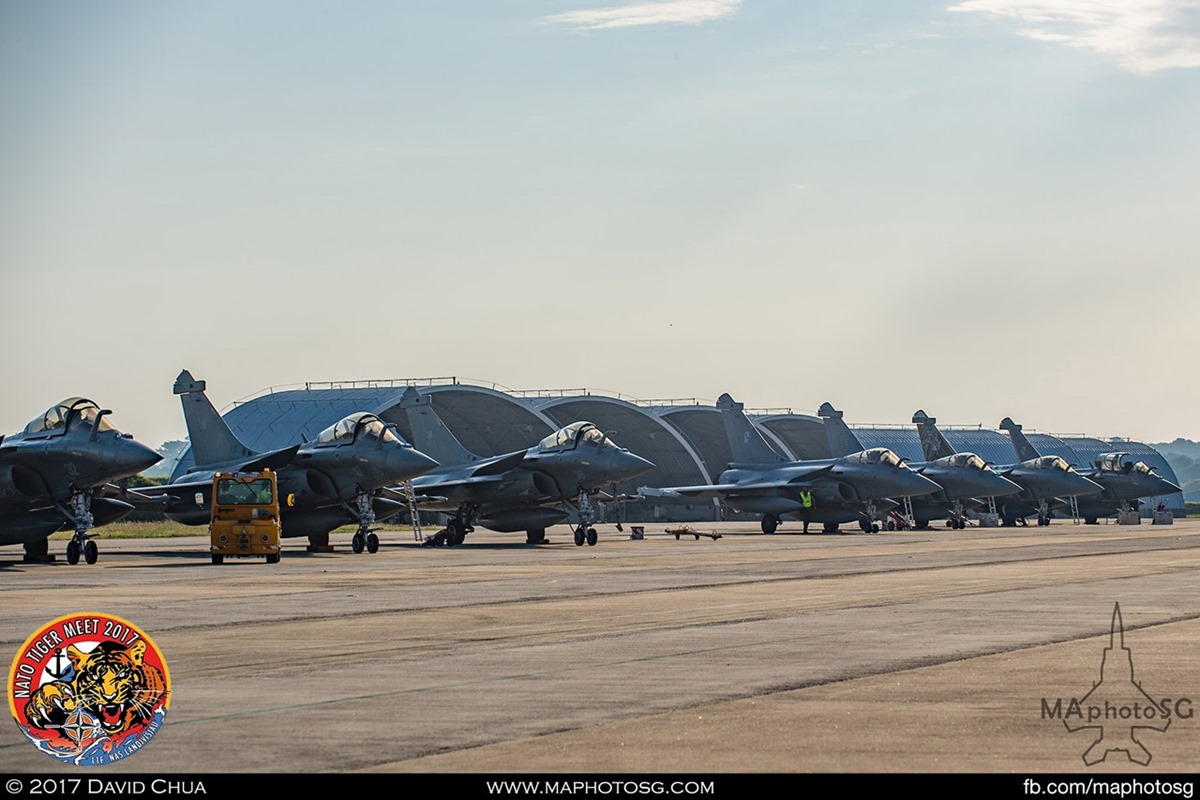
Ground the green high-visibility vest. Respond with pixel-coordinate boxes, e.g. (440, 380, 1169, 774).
(799, 490, 813, 508)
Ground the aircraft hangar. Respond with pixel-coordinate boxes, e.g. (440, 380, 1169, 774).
(168, 380, 1185, 518)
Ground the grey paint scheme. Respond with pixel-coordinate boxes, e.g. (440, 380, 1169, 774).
(643, 394, 940, 534)
(921, 416, 1103, 525)
(399, 387, 655, 544)
(999, 417, 1178, 523)
(139, 371, 439, 548)
(819, 404, 1022, 528)
(0, 398, 161, 562)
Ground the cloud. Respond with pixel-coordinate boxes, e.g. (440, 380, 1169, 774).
(544, 0, 741, 30)
(948, 0, 1200, 73)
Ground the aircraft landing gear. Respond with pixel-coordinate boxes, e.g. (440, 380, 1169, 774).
(349, 492, 381, 554)
(823, 522, 839, 533)
(62, 490, 97, 565)
(526, 529, 548, 544)
(23, 538, 51, 563)
(445, 517, 472, 546)
(761, 515, 779, 535)
(571, 492, 600, 546)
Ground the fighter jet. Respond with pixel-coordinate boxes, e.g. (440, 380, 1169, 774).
(643, 394, 940, 534)
(136, 371, 439, 552)
(1072, 453, 1182, 523)
(1000, 419, 1175, 524)
(817, 404, 1023, 529)
(1, 397, 162, 563)
(397, 387, 655, 546)
(989, 417, 1103, 526)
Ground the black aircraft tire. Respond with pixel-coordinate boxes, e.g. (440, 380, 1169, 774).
(352, 533, 365, 554)
(24, 538, 49, 561)
(586, 527, 598, 546)
(84, 541, 98, 565)
(66, 540, 80, 566)
(761, 515, 779, 535)
(574, 527, 585, 546)
(823, 522, 839, 533)
(367, 533, 379, 553)
(1085, 517, 1098, 525)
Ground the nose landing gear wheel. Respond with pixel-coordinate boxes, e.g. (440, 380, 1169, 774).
(83, 540, 98, 565)
(574, 526, 585, 546)
(352, 533, 365, 553)
(586, 527, 598, 546)
(366, 533, 379, 553)
(66, 540, 81, 565)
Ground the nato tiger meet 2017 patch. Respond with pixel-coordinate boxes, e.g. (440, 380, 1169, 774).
(8, 612, 171, 766)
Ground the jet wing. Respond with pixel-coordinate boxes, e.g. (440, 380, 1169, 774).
(640, 480, 815, 499)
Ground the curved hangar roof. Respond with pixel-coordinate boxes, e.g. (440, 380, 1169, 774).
(171, 381, 559, 479)
(523, 395, 708, 490)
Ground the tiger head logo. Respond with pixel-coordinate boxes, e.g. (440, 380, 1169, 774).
(9, 613, 170, 766)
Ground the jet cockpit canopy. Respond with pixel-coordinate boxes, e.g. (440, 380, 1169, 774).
(938, 452, 992, 471)
(315, 412, 406, 447)
(1030, 455, 1074, 473)
(1095, 452, 1156, 476)
(844, 447, 904, 468)
(537, 422, 614, 452)
(22, 398, 116, 437)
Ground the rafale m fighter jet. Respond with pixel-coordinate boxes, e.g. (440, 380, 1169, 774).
(643, 394, 940, 534)
(819, 403, 1022, 529)
(136, 371, 438, 552)
(985, 417, 1103, 526)
(1000, 419, 1177, 524)
(396, 387, 654, 546)
(882, 408, 1024, 528)
(1, 398, 161, 564)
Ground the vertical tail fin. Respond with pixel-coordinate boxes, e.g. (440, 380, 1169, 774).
(399, 387, 480, 465)
(173, 370, 256, 468)
(912, 410, 956, 461)
(716, 393, 784, 463)
(999, 417, 1040, 461)
(816, 402, 864, 457)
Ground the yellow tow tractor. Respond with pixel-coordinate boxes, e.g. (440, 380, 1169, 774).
(209, 470, 283, 564)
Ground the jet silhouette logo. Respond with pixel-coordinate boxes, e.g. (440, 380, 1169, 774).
(1041, 603, 1193, 766)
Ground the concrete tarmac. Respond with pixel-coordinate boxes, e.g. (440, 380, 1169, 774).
(3, 518, 1198, 774)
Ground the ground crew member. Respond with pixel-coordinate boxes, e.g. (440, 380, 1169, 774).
(799, 488, 814, 534)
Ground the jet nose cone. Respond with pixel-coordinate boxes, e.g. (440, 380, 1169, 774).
(613, 450, 655, 483)
(391, 445, 440, 481)
(1071, 474, 1104, 497)
(1151, 475, 1182, 496)
(116, 437, 163, 477)
(884, 468, 942, 498)
(984, 471, 1024, 498)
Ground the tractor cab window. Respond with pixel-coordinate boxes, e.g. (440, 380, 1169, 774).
(216, 478, 274, 505)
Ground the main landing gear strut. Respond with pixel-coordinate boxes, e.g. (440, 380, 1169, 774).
(60, 490, 99, 565)
(572, 492, 599, 546)
(349, 492, 380, 554)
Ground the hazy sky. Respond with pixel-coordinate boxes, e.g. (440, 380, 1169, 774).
(2, 0, 1198, 449)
